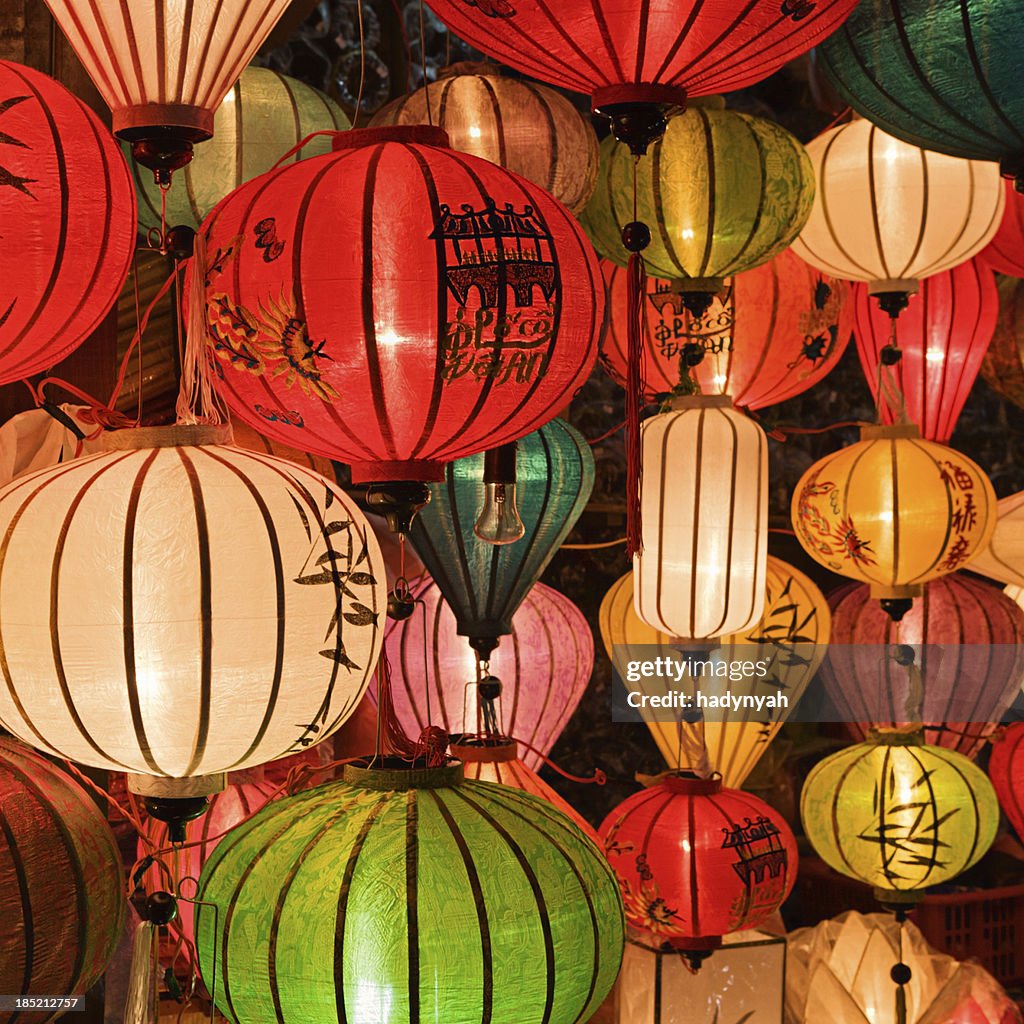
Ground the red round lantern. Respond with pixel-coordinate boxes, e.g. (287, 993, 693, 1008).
(0, 60, 135, 383)
(599, 775, 797, 955)
(980, 179, 1024, 277)
(852, 259, 998, 442)
(600, 249, 853, 406)
(989, 723, 1024, 845)
(201, 125, 602, 483)
(820, 575, 1024, 759)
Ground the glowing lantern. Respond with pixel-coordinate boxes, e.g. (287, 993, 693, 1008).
(801, 732, 998, 898)
(820, 575, 1024, 758)
(582, 101, 814, 298)
(791, 119, 1004, 314)
(201, 125, 602, 482)
(982, 181, 1024, 277)
(600, 250, 853, 405)
(851, 260, 998, 442)
(636, 396, 768, 640)
(969, 491, 1024, 589)
(599, 775, 797, 960)
(0, 60, 135, 384)
(409, 418, 593, 643)
(600, 557, 830, 787)
(980, 274, 1024, 412)
(791, 423, 996, 605)
(370, 67, 598, 214)
(817, 0, 1024, 184)
(989, 723, 1024, 845)
(195, 761, 624, 1023)
(383, 578, 593, 771)
(0, 737, 125, 1005)
(132, 66, 348, 232)
(0, 424, 386, 780)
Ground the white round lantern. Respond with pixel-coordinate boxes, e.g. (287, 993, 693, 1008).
(792, 119, 1004, 303)
(0, 425, 385, 780)
(635, 395, 768, 639)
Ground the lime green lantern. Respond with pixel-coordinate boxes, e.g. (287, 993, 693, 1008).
(195, 761, 624, 1023)
(580, 98, 814, 306)
(801, 731, 998, 902)
(130, 66, 349, 231)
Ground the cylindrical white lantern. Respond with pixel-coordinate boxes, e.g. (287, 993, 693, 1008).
(969, 490, 1024, 589)
(0, 425, 385, 779)
(635, 395, 768, 640)
(792, 119, 1004, 299)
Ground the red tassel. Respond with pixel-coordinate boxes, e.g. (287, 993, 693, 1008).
(625, 251, 647, 558)
(375, 651, 419, 758)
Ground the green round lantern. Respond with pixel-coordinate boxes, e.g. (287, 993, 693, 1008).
(819, 0, 1024, 182)
(195, 761, 624, 1024)
(801, 731, 998, 901)
(580, 98, 814, 298)
(130, 66, 349, 231)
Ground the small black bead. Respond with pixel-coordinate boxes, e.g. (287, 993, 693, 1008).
(165, 225, 196, 260)
(387, 592, 416, 621)
(621, 221, 651, 253)
(478, 675, 502, 701)
(892, 644, 916, 667)
(881, 344, 903, 366)
(144, 891, 179, 927)
(891, 962, 912, 985)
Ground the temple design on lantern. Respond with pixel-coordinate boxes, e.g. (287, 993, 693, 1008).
(723, 815, 789, 887)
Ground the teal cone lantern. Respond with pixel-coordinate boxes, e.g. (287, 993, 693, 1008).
(819, 0, 1024, 183)
(195, 761, 624, 1024)
(409, 418, 594, 645)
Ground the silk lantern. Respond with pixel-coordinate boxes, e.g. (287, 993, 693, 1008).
(791, 423, 996, 604)
(636, 395, 768, 640)
(0, 61, 135, 384)
(383, 578, 593, 771)
(970, 491, 1024, 589)
(409, 418, 593, 644)
(0, 424, 386, 780)
(599, 775, 797, 959)
(818, 0, 1024, 184)
(370, 67, 598, 214)
(980, 275, 1024, 412)
(982, 182, 1024, 277)
(600, 249, 853, 405)
(988, 723, 1024, 845)
(600, 556, 831, 787)
(132, 66, 348, 232)
(582, 101, 815, 298)
(0, 737, 125, 1011)
(195, 761, 625, 1024)
(851, 260, 998, 442)
(201, 125, 602, 482)
(801, 732, 998, 899)
(792, 119, 1004, 314)
(820, 575, 1024, 758)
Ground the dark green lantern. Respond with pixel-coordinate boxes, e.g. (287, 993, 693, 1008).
(408, 418, 594, 649)
(195, 761, 624, 1024)
(819, 0, 1024, 184)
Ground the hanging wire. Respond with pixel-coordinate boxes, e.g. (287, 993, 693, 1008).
(353, 0, 367, 128)
(418, 0, 434, 125)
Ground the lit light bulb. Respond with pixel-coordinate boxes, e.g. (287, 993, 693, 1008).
(474, 482, 525, 544)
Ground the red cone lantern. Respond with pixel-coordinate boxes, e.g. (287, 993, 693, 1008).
(852, 260, 998, 442)
(820, 575, 1024, 759)
(600, 249, 853, 406)
(599, 775, 797, 959)
(981, 180, 1024, 277)
(988, 723, 1024, 845)
(0, 60, 135, 383)
(201, 125, 601, 482)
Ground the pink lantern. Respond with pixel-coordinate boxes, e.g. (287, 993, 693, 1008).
(820, 575, 1024, 758)
(981, 179, 1024, 277)
(382, 578, 593, 770)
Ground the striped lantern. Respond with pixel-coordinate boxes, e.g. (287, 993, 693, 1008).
(132, 66, 349, 232)
(0, 424, 386, 779)
(636, 395, 768, 640)
(600, 557, 831, 787)
(599, 775, 797, 953)
(370, 68, 598, 214)
(43, 0, 289, 146)
(195, 761, 625, 1024)
(851, 259, 998, 442)
(0, 60, 135, 384)
(0, 737, 125, 1010)
(200, 124, 602, 483)
(969, 491, 1024, 589)
(801, 732, 998, 897)
(383, 578, 593, 771)
(582, 100, 814, 293)
(820, 575, 1024, 759)
(792, 119, 1004, 305)
(981, 180, 1024, 277)
(980, 274, 1024, 412)
(600, 249, 853, 406)
(988, 723, 1024, 845)
(791, 423, 997, 601)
